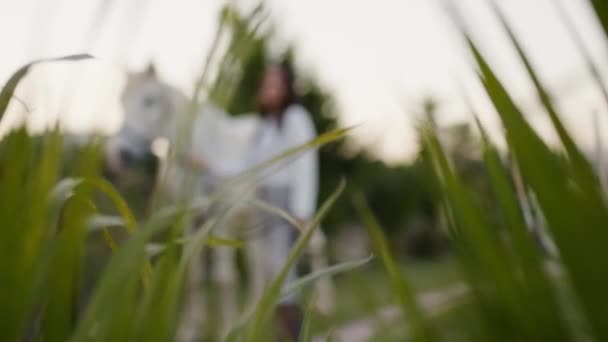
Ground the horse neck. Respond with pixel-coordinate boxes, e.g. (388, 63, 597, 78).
(164, 89, 202, 156)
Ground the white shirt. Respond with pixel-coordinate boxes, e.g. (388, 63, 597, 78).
(212, 104, 319, 219)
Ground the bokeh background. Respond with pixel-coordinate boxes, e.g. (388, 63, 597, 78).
(2, 0, 608, 341)
(2, 0, 607, 254)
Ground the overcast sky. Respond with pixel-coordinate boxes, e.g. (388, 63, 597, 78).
(0, 0, 606, 162)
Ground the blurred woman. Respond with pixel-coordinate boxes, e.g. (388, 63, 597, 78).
(185, 61, 318, 339)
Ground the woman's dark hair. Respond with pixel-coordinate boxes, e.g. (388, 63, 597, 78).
(256, 61, 300, 117)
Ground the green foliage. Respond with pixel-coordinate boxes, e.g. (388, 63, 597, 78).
(4, 0, 608, 341)
(207, 4, 470, 249)
(0, 52, 355, 341)
(354, 194, 437, 342)
(0, 126, 352, 341)
(375, 1, 608, 340)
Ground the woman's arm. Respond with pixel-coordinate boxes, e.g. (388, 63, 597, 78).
(285, 106, 319, 221)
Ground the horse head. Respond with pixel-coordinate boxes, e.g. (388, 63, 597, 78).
(106, 63, 187, 176)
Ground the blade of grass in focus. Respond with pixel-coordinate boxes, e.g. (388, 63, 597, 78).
(446, 7, 608, 338)
(475, 117, 571, 339)
(423, 123, 542, 341)
(471, 43, 608, 341)
(280, 255, 373, 300)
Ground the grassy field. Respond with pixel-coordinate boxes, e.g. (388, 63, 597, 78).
(2, 0, 608, 341)
(327, 256, 461, 324)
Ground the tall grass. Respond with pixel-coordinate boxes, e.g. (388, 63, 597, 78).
(3, 0, 608, 340)
(354, 0, 608, 340)
(0, 52, 361, 340)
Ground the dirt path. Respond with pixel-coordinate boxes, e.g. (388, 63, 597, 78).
(312, 282, 469, 342)
(312, 260, 564, 341)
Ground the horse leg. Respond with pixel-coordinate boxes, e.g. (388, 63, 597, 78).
(177, 222, 206, 342)
(268, 220, 302, 340)
(308, 229, 335, 315)
(212, 226, 239, 337)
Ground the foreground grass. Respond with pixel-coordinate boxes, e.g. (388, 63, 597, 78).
(323, 256, 461, 327)
(193, 256, 460, 339)
(362, 263, 594, 341)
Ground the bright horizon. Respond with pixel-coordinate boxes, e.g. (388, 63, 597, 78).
(0, 0, 607, 163)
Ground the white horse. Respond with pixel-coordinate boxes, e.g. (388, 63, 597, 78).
(107, 65, 334, 340)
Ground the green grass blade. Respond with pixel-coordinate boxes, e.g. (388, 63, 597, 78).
(475, 118, 571, 339)
(41, 195, 95, 342)
(71, 210, 182, 341)
(168, 127, 352, 223)
(246, 198, 305, 233)
(203, 235, 245, 248)
(0, 54, 92, 121)
(145, 235, 244, 258)
(281, 255, 373, 300)
(129, 214, 189, 342)
(132, 187, 262, 342)
(0, 129, 31, 341)
(243, 180, 346, 341)
(82, 178, 152, 287)
(52, 176, 151, 285)
(218, 127, 353, 192)
(206, 196, 305, 234)
(586, 0, 608, 38)
(87, 214, 124, 230)
(83, 178, 137, 234)
(0, 128, 63, 340)
(487, 0, 603, 204)
(353, 194, 437, 342)
(298, 302, 314, 342)
(458, 21, 608, 339)
(553, 0, 608, 108)
(422, 121, 569, 341)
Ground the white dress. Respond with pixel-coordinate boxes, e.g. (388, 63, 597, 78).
(213, 104, 319, 220)
(211, 104, 319, 303)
